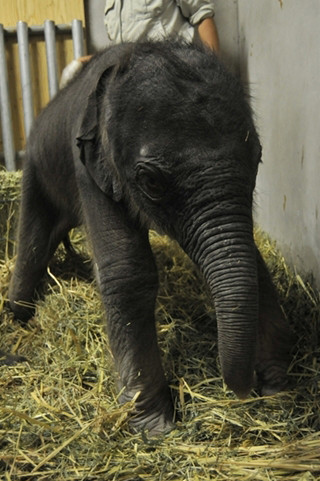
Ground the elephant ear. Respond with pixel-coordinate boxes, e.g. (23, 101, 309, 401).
(76, 66, 122, 202)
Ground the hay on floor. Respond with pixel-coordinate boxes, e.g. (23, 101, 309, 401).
(0, 170, 22, 258)
(0, 171, 319, 480)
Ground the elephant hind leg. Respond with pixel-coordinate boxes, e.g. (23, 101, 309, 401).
(255, 247, 296, 395)
(9, 179, 73, 321)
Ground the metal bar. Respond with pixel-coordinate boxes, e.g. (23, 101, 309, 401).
(0, 24, 16, 171)
(4, 24, 73, 37)
(71, 19, 84, 59)
(44, 20, 58, 99)
(1, 19, 86, 168)
(17, 21, 34, 139)
(0, 150, 25, 164)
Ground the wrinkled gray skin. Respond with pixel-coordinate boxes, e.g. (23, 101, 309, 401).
(9, 42, 294, 434)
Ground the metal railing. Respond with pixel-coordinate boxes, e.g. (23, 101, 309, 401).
(0, 19, 85, 171)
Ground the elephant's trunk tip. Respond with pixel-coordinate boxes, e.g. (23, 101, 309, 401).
(223, 368, 254, 400)
(233, 384, 253, 400)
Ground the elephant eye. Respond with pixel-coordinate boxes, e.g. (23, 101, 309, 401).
(136, 163, 166, 202)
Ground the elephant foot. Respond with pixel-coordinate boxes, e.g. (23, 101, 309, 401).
(0, 349, 28, 366)
(130, 409, 175, 436)
(255, 360, 290, 396)
(119, 385, 175, 436)
(256, 310, 295, 396)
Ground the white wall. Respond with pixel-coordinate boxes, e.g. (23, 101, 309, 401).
(238, 0, 320, 286)
(84, 0, 320, 287)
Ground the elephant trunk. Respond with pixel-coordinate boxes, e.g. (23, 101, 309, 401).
(181, 212, 258, 398)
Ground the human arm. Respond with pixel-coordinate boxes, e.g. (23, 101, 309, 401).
(197, 16, 219, 52)
(176, 1, 219, 52)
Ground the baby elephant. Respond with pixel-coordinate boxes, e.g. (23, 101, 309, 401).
(9, 41, 293, 434)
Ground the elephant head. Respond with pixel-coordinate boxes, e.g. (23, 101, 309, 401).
(78, 41, 262, 399)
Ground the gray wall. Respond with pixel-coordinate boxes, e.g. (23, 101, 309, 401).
(238, 0, 320, 286)
(84, 0, 320, 287)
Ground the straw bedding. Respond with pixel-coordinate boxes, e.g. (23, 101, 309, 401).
(0, 170, 319, 480)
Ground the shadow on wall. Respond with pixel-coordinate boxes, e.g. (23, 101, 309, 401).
(84, 0, 109, 52)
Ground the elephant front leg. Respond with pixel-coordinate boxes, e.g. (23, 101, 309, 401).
(79, 181, 174, 434)
(255, 247, 295, 395)
(99, 249, 174, 434)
